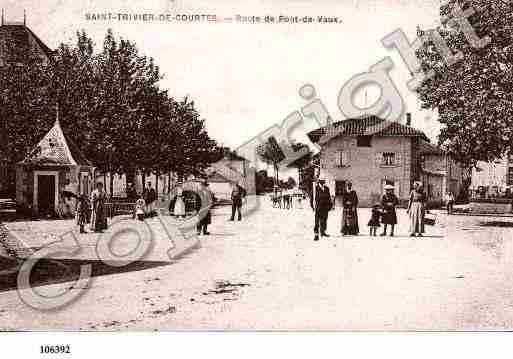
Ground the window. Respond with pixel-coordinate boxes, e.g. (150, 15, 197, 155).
(382, 152, 395, 166)
(357, 136, 372, 147)
(508, 167, 513, 186)
(335, 150, 350, 167)
(376, 152, 402, 167)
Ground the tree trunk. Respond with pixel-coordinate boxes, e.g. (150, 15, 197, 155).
(168, 172, 171, 193)
(155, 170, 159, 198)
(109, 171, 114, 198)
(142, 172, 146, 189)
(274, 164, 279, 187)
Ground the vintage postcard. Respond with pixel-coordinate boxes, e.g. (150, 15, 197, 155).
(0, 0, 512, 338)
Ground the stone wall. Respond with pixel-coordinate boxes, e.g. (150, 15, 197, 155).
(319, 136, 413, 207)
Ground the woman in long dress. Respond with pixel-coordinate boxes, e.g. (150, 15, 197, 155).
(407, 181, 426, 237)
(173, 186, 186, 218)
(341, 182, 359, 235)
(90, 182, 107, 233)
(380, 184, 399, 237)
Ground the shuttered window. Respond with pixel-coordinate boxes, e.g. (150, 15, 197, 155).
(335, 150, 350, 167)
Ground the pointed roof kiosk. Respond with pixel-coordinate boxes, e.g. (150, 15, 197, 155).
(16, 110, 94, 217)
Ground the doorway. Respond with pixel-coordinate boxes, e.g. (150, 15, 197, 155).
(34, 171, 59, 216)
(37, 175, 56, 214)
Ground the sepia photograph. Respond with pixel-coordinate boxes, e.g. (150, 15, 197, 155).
(0, 0, 513, 353)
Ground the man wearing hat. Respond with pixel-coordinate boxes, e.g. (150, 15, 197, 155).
(310, 177, 333, 241)
(196, 180, 214, 235)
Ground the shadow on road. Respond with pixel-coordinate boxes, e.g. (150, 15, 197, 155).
(0, 258, 173, 293)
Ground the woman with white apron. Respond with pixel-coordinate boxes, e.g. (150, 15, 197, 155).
(174, 187, 186, 218)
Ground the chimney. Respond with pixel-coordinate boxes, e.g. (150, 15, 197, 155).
(1, 9, 4, 26)
(406, 113, 412, 127)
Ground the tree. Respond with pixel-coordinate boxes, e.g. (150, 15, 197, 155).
(416, 0, 513, 165)
(256, 136, 286, 185)
(0, 28, 222, 196)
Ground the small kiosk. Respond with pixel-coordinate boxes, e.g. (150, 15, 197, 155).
(16, 118, 94, 217)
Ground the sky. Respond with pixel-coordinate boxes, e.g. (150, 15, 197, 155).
(4, 0, 444, 151)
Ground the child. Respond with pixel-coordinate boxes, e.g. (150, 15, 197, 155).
(368, 204, 381, 237)
(135, 198, 146, 221)
(76, 194, 88, 233)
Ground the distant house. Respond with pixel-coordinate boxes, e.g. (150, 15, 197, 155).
(16, 118, 94, 216)
(206, 149, 255, 201)
(471, 154, 513, 198)
(307, 114, 466, 207)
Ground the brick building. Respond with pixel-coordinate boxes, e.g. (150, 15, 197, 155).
(307, 115, 466, 207)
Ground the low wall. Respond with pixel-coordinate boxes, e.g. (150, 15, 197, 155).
(469, 200, 513, 214)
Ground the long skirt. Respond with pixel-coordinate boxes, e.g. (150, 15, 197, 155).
(90, 206, 107, 232)
(409, 202, 425, 234)
(341, 207, 359, 235)
(381, 208, 397, 225)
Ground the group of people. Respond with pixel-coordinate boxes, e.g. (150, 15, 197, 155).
(76, 182, 108, 234)
(171, 180, 246, 235)
(75, 181, 161, 234)
(311, 179, 428, 241)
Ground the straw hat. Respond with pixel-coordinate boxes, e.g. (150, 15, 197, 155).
(384, 184, 395, 190)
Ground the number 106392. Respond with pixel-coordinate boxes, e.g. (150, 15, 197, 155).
(40, 345, 71, 354)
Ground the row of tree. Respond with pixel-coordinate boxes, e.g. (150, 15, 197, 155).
(0, 29, 223, 195)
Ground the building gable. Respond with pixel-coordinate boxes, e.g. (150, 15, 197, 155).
(20, 119, 92, 166)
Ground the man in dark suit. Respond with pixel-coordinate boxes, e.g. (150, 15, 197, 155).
(311, 178, 333, 241)
(229, 182, 246, 221)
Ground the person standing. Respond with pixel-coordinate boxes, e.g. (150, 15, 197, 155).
(367, 204, 381, 237)
(445, 191, 455, 215)
(173, 185, 186, 218)
(381, 184, 399, 237)
(196, 180, 214, 235)
(407, 181, 426, 237)
(341, 182, 359, 236)
(229, 182, 246, 221)
(311, 178, 333, 241)
(90, 182, 107, 233)
(126, 182, 137, 201)
(143, 182, 157, 217)
(76, 194, 88, 233)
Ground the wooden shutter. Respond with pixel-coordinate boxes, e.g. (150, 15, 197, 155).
(335, 151, 342, 167)
(375, 152, 382, 166)
(395, 153, 402, 166)
(341, 151, 349, 166)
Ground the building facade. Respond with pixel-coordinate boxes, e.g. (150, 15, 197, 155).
(308, 116, 466, 207)
(470, 154, 513, 198)
(206, 149, 256, 201)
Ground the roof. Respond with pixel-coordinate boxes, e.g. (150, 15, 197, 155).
(19, 119, 92, 166)
(307, 116, 429, 143)
(418, 140, 445, 155)
(0, 24, 54, 63)
(222, 148, 247, 161)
